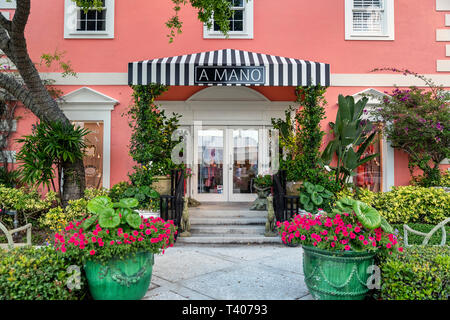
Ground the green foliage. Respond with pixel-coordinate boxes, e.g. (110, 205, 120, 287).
(340, 186, 450, 225)
(0, 246, 87, 300)
(108, 181, 131, 202)
(322, 95, 379, 188)
(0, 185, 57, 228)
(272, 86, 337, 192)
(81, 196, 141, 231)
(15, 121, 89, 195)
(128, 84, 181, 187)
(39, 188, 110, 234)
(379, 245, 449, 300)
(299, 181, 334, 213)
(166, 0, 237, 42)
(253, 174, 272, 188)
(0, 167, 21, 188)
(371, 69, 450, 187)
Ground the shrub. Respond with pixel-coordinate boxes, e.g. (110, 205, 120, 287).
(108, 181, 131, 202)
(380, 246, 449, 300)
(340, 186, 450, 224)
(0, 185, 57, 228)
(39, 188, 110, 234)
(299, 181, 334, 213)
(0, 246, 87, 300)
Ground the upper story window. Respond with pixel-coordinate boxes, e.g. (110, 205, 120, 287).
(64, 0, 115, 39)
(0, 0, 15, 9)
(345, 0, 394, 40)
(204, 0, 254, 39)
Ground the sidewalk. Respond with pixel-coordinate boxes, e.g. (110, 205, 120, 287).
(143, 244, 314, 300)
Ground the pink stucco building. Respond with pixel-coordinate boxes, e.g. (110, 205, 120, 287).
(1, 0, 449, 202)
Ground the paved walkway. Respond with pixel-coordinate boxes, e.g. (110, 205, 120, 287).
(143, 244, 313, 300)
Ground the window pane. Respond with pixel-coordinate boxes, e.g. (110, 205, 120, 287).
(231, 0, 244, 8)
(87, 20, 96, 31)
(72, 121, 104, 189)
(97, 20, 105, 31)
(233, 10, 243, 20)
(233, 21, 243, 31)
(353, 11, 382, 32)
(87, 10, 96, 20)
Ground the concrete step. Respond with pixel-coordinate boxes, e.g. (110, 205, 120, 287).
(190, 225, 266, 235)
(189, 210, 267, 219)
(176, 235, 282, 245)
(190, 217, 266, 225)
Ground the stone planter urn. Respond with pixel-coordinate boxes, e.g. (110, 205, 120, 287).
(250, 185, 271, 210)
(286, 181, 302, 196)
(151, 175, 171, 196)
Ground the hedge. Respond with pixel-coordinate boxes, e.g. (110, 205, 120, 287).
(0, 246, 87, 300)
(380, 246, 449, 300)
(339, 186, 450, 225)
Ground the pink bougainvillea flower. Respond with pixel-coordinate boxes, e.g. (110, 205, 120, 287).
(300, 235, 306, 240)
(398, 247, 404, 252)
(89, 250, 95, 255)
(331, 242, 335, 248)
(344, 245, 351, 251)
(386, 243, 392, 249)
(354, 227, 361, 233)
(359, 235, 365, 241)
(133, 230, 139, 236)
(363, 240, 369, 245)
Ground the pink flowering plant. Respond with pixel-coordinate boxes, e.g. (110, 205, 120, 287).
(277, 198, 403, 257)
(53, 196, 177, 263)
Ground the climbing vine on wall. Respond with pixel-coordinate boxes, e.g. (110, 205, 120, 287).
(127, 84, 182, 187)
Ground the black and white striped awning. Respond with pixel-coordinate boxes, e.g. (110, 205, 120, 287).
(128, 49, 330, 87)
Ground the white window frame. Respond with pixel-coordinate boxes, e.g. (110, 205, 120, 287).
(0, 0, 16, 9)
(345, 0, 395, 41)
(203, 0, 254, 39)
(64, 0, 115, 39)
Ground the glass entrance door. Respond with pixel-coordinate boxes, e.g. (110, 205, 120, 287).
(194, 127, 227, 202)
(193, 126, 267, 202)
(228, 128, 260, 202)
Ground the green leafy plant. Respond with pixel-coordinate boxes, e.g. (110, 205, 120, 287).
(322, 95, 379, 188)
(272, 86, 328, 185)
(299, 181, 334, 213)
(0, 246, 88, 300)
(127, 84, 181, 187)
(15, 121, 89, 199)
(108, 181, 131, 202)
(371, 69, 449, 187)
(253, 174, 272, 189)
(379, 245, 449, 300)
(122, 185, 160, 211)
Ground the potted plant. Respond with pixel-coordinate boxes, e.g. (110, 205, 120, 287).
(250, 175, 273, 210)
(277, 197, 402, 300)
(54, 195, 176, 300)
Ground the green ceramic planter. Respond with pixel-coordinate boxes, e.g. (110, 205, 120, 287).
(302, 245, 375, 300)
(84, 251, 154, 300)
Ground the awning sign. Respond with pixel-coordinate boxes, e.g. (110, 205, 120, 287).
(195, 66, 265, 85)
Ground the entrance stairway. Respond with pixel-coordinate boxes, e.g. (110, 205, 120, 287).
(176, 202, 282, 245)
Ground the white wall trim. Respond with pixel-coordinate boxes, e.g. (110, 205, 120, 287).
(437, 0, 450, 11)
(59, 87, 118, 188)
(40, 72, 450, 87)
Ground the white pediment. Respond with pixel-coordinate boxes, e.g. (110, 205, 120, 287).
(187, 86, 269, 102)
(352, 88, 388, 105)
(60, 87, 119, 105)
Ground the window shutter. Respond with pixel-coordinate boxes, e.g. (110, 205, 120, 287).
(352, 0, 384, 33)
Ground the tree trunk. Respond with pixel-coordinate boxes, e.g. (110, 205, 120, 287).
(61, 159, 86, 207)
(0, 0, 86, 205)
